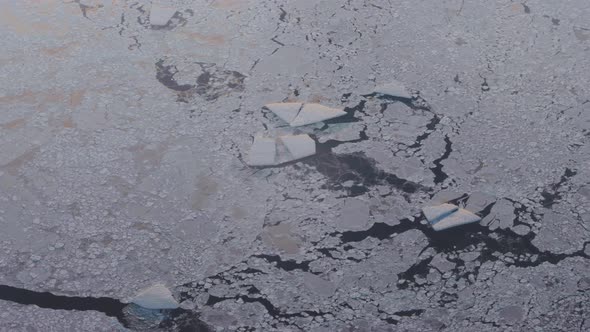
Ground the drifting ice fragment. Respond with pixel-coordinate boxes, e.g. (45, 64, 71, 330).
(279, 134, 316, 161)
(374, 80, 412, 99)
(149, 3, 177, 26)
(131, 284, 179, 309)
(423, 203, 481, 231)
(247, 136, 276, 166)
(265, 102, 303, 124)
(422, 203, 459, 224)
(431, 208, 481, 231)
(290, 103, 347, 127)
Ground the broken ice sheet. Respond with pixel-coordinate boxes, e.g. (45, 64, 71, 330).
(422, 203, 459, 224)
(149, 3, 177, 26)
(373, 80, 412, 99)
(278, 134, 316, 161)
(247, 134, 316, 166)
(247, 135, 276, 166)
(290, 103, 347, 127)
(130, 283, 179, 309)
(264, 102, 346, 127)
(428, 206, 481, 231)
(264, 102, 303, 124)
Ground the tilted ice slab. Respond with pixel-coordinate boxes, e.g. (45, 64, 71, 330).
(290, 103, 347, 127)
(279, 134, 316, 161)
(431, 208, 481, 231)
(265, 102, 346, 127)
(247, 136, 276, 166)
(246, 134, 316, 166)
(149, 3, 177, 26)
(423, 203, 481, 231)
(374, 80, 412, 99)
(264, 102, 303, 124)
(422, 203, 459, 224)
(131, 284, 179, 309)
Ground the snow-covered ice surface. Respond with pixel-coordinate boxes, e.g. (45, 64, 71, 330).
(149, 3, 177, 27)
(0, 0, 589, 331)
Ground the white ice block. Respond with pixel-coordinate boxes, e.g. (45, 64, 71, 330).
(131, 283, 179, 309)
(290, 103, 346, 127)
(265, 102, 303, 124)
(279, 134, 316, 161)
(431, 208, 481, 231)
(422, 203, 459, 224)
(247, 136, 276, 166)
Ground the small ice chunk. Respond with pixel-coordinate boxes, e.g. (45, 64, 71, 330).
(374, 80, 412, 99)
(149, 3, 177, 26)
(290, 103, 346, 127)
(131, 283, 179, 309)
(422, 203, 459, 224)
(279, 134, 316, 161)
(265, 102, 303, 124)
(247, 136, 276, 166)
(431, 208, 481, 231)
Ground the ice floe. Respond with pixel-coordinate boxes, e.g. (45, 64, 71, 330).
(264, 102, 303, 124)
(279, 134, 316, 161)
(131, 283, 179, 309)
(374, 80, 412, 99)
(149, 3, 177, 26)
(290, 103, 347, 127)
(422, 203, 458, 224)
(247, 136, 276, 166)
(247, 134, 316, 166)
(423, 203, 481, 231)
(265, 102, 346, 127)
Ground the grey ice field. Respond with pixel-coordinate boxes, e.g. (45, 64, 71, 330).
(0, 0, 589, 331)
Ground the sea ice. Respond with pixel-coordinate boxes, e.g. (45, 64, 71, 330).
(265, 102, 303, 124)
(289, 103, 347, 127)
(374, 80, 412, 99)
(279, 134, 316, 161)
(131, 283, 179, 310)
(149, 3, 177, 26)
(247, 136, 276, 166)
(422, 203, 459, 224)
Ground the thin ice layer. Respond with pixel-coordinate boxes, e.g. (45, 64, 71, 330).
(431, 208, 481, 231)
(265, 102, 303, 124)
(149, 3, 177, 26)
(131, 284, 179, 309)
(247, 136, 276, 166)
(374, 80, 412, 99)
(422, 203, 459, 224)
(290, 103, 347, 127)
(279, 134, 316, 161)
